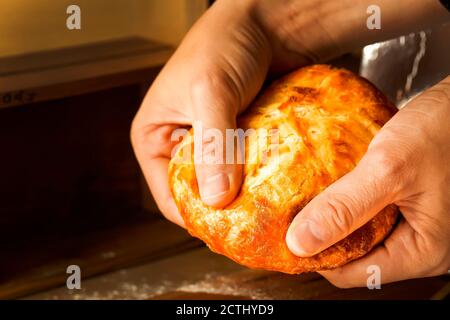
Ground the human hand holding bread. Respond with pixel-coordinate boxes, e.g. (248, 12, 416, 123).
(131, 0, 450, 287)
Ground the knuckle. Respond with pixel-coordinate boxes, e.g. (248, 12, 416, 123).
(369, 148, 403, 178)
(365, 147, 408, 192)
(130, 112, 157, 150)
(190, 69, 240, 116)
(130, 120, 145, 149)
(190, 72, 214, 98)
(322, 195, 355, 236)
(131, 123, 172, 159)
(425, 84, 450, 106)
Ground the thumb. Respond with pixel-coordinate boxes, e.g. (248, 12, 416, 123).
(191, 74, 243, 208)
(286, 148, 402, 257)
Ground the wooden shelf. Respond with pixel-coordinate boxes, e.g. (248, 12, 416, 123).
(24, 246, 450, 300)
(0, 37, 173, 108)
(0, 214, 202, 299)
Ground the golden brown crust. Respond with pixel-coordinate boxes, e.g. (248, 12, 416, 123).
(169, 65, 399, 274)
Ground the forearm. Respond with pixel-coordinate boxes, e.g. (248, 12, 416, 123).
(252, 0, 450, 62)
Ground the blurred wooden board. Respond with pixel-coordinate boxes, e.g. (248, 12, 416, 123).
(0, 216, 201, 299)
(0, 37, 173, 108)
(0, 37, 168, 77)
(25, 244, 450, 300)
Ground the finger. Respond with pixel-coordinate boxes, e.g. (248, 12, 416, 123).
(131, 123, 185, 227)
(191, 73, 243, 208)
(318, 220, 432, 288)
(143, 157, 185, 227)
(286, 148, 403, 257)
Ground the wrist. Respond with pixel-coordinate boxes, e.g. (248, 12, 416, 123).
(250, 0, 450, 64)
(252, 0, 352, 62)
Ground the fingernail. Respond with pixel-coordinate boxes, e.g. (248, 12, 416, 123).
(288, 221, 325, 256)
(200, 172, 230, 204)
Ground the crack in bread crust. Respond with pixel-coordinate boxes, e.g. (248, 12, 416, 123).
(169, 65, 399, 274)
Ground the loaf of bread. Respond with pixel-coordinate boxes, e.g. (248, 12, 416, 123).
(169, 65, 399, 274)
